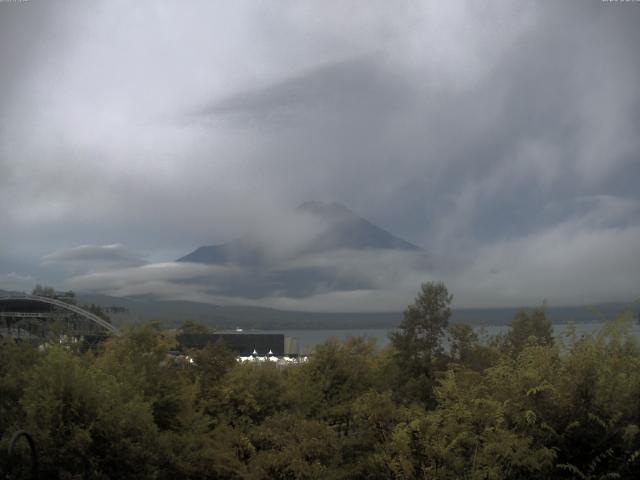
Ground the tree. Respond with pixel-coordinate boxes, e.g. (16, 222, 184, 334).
(92, 323, 186, 431)
(506, 307, 554, 355)
(448, 323, 477, 364)
(21, 346, 159, 479)
(219, 363, 291, 428)
(389, 281, 453, 406)
(31, 284, 56, 297)
(180, 319, 211, 334)
(448, 323, 500, 371)
(248, 413, 341, 480)
(191, 340, 240, 419)
(293, 336, 380, 434)
(83, 303, 111, 322)
(0, 338, 40, 435)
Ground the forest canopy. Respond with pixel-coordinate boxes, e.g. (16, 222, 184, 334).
(1, 283, 640, 479)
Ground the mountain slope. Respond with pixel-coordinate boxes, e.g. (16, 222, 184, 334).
(294, 201, 420, 252)
(178, 201, 420, 266)
(76, 292, 639, 330)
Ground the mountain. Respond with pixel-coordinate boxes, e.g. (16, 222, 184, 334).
(175, 201, 426, 299)
(177, 236, 267, 266)
(76, 292, 639, 331)
(178, 201, 420, 266)
(294, 201, 420, 252)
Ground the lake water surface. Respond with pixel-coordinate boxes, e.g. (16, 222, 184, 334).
(258, 321, 640, 354)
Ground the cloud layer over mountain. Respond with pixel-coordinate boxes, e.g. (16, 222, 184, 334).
(1, 1, 639, 309)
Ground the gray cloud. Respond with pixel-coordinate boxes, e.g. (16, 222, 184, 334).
(0, 272, 35, 293)
(64, 194, 640, 311)
(65, 250, 430, 312)
(42, 244, 146, 272)
(1, 1, 639, 309)
(67, 262, 236, 300)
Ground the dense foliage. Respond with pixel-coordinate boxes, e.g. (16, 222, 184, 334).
(1, 283, 640, 479)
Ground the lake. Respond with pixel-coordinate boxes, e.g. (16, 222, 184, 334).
(251, 321, 640, 354)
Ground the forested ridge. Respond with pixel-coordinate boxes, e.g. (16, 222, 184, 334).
(2, 283, 640, 479)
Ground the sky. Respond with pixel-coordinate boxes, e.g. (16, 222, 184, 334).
(1, 0, 639, 311)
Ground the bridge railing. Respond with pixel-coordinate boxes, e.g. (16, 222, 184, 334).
(0, 312, 53, 318)
(0, 295, 118, 336)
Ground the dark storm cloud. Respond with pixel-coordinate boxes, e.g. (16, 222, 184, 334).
(1, 0, 639, 309)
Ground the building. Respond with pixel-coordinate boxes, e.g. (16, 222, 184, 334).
(176, 332, 299, 357)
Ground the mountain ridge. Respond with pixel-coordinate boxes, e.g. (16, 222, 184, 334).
(74, 291, 639, 330)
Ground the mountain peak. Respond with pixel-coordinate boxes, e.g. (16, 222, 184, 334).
(178, 202, 421, 266)
(176, 202, 424, 297)
(296, 201, 353, 218)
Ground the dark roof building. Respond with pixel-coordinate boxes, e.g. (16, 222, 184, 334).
(176, 333, 298, 356)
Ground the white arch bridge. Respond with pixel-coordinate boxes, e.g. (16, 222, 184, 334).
(0, 294, 118, 344)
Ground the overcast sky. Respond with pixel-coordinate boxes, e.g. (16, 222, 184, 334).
(1, 0, 639, 310)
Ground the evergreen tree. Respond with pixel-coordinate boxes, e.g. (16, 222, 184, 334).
(506, 307, 554, 355)
(390, 281, 452, 407)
